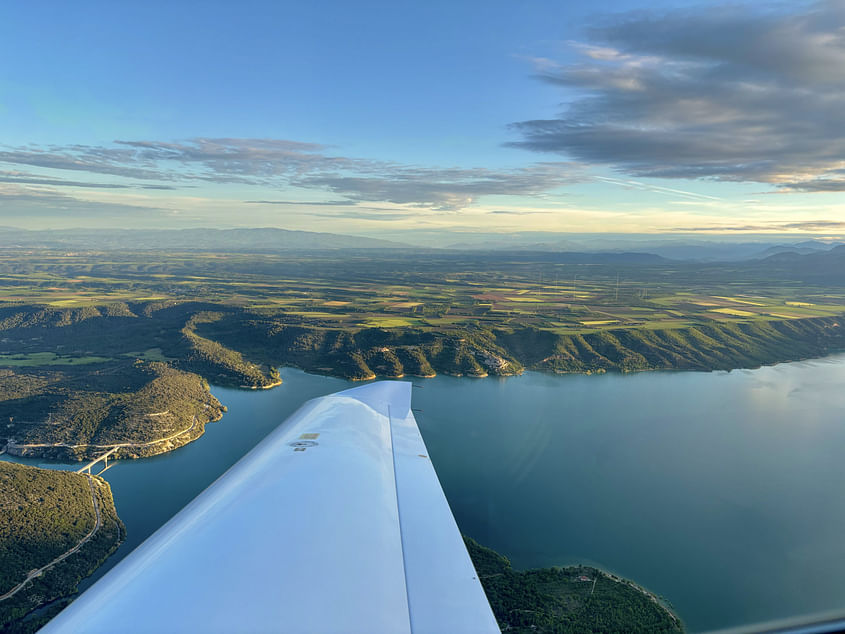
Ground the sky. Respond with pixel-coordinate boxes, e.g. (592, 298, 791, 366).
(1, 0, 844, 240)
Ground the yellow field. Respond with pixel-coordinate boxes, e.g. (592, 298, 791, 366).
(709, 308, 756, 317)
(360, 317, 417, 327)
(712, 296, 766, 306)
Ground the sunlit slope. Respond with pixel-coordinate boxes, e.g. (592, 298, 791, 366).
(2, 300, 844, 459)
(0, 463, 124, 632)
(496, 317, 845, 373)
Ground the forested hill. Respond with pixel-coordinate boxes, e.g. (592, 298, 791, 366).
(2, 300, 844, 459)
(465, 537, 683, 633)
(0, 462, 124, 633)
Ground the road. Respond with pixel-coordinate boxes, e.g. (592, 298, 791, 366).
(0, 474, 102, 602)
(8, 416, 197, 452)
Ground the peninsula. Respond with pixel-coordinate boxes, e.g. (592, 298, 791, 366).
(465, 537, 683, 632)
(0, 462, 124, 633)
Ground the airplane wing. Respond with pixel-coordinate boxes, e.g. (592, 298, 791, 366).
(40, 381, 500, 634)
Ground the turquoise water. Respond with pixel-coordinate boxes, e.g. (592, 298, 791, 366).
(6, 356, 845, 631)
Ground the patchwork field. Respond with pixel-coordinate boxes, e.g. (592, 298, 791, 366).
(1, 250, 842, 337)
(0, 247, 843, 462)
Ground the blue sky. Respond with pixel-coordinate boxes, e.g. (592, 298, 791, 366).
(1, 0, 843, 239)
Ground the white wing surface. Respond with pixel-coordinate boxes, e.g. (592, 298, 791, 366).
(41, 381, 499, 634)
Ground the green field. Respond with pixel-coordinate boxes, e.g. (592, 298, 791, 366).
(0, 249, 842, 337)
(0, 353, 112, 366)
(1, 248, 844, 461)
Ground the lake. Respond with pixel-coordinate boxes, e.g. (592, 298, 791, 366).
(6, 355, 845, 631)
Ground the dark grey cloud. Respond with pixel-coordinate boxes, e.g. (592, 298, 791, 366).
(780, 179, 845, 192)
(0, 138, 583, 210)
(509, 1, 845, 191)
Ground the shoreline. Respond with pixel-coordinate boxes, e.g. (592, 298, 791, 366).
(292, 346, 845, 383)
(598, 569, 684, 629)
(9, 348, 845, 462)
(4, 410, 224, 462)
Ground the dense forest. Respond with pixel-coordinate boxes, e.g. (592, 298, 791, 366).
(0, 357, 225, 461)
(465, 537, 683, 633)
(0, 462, 124, 633)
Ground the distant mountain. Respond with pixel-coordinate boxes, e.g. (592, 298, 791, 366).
(472, 250, 668, 264)
(442, 233, 822, 261)
(0, 228, 410, 251)
(755, 244, 845, 285)
(763, 243, 845, 264)
(751, 240, 843, 259)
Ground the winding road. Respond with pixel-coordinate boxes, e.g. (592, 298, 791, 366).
(0, 474, 102, 602)
(1, 415, 201, 601)
(8, 416, 198, 452)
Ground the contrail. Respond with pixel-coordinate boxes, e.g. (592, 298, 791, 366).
(594, 176, 723, 201)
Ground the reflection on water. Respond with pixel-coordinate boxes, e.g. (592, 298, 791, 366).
(6, 356, 845, 631)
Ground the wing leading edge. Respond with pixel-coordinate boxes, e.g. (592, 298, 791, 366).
(41, 381, 499, 634)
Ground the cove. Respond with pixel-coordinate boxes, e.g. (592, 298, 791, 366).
(6, 355, 845, 631)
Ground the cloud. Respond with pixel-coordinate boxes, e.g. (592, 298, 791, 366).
(297, 162, 584, 210)
(593, 176, 722, 201)
(244, 199, 356, 206)
(488, 209, 553, 215)
(0, 138, 584, 210)
(0, 138, 354, 184)
(0, 184, 166, 218)
(508, 1, 845, 191)
(779, 179, 845, 192)
(308, 211, 416, 222)
(673, 219, 845, 232)
(0, 170, 175, 190)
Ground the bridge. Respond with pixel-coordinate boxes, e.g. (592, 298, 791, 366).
(76, 447, 119, 476)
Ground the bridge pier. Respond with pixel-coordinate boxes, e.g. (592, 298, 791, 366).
(76, 447, 119, 476)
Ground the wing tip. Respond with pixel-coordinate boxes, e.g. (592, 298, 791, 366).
(333, 380, 413, 419)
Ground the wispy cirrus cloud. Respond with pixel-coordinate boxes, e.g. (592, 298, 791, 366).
(0, 138, 584, 211)
(0, 170, 176, 190)
(244, 199, 357, 206)
(297, 162, 584, 210)
(0, 184, 167, 218)
(674, 219, 845, 232)
(508, 1, 845, 192)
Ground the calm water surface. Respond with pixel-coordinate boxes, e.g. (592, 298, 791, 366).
(6, 356, 845, 631)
